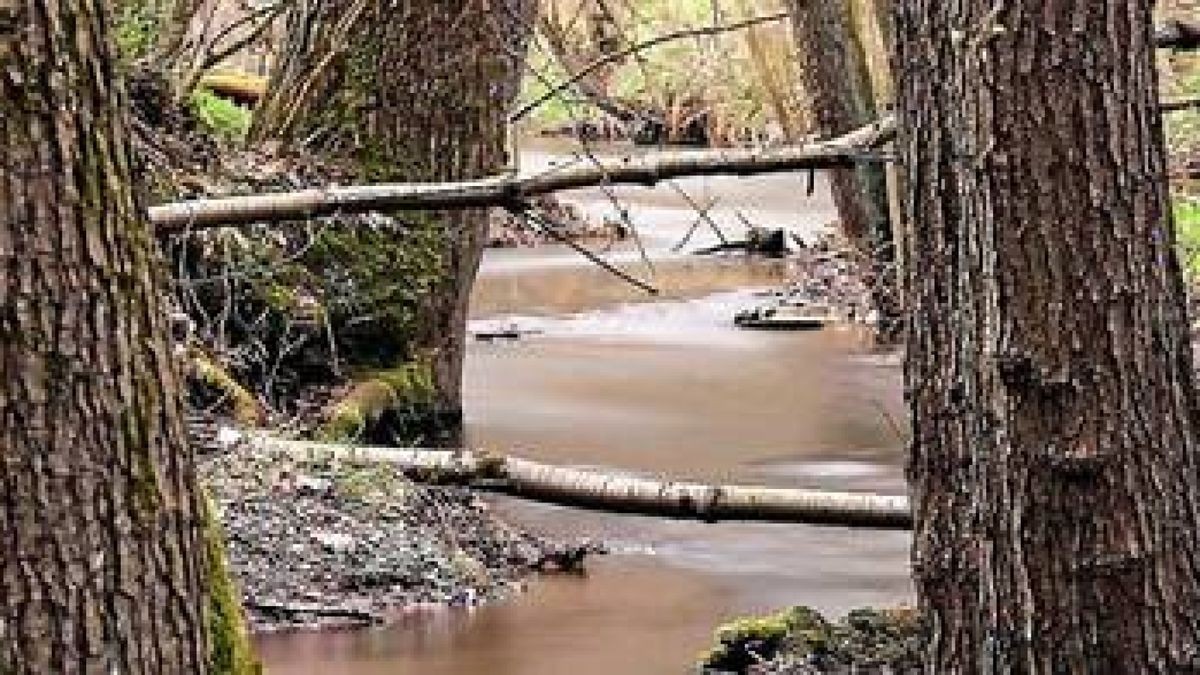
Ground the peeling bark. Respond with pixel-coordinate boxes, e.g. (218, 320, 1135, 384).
(897, 1, 1200, 670)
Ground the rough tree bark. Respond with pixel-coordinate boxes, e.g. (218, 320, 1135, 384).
(787, 0, 898, 336)
(896, 1, 1200, 671)
(0, 0, 223, 672)
(251, 0, 535, 444)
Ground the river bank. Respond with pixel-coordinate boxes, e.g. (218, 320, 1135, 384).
(254, 142, 913, 673)
(201, 441, 569, 632)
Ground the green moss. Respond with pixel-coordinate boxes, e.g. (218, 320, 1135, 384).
(704, 607, 823, 672)
(191, 88, 252, 143)
(202, 497, 260, 675)
(1175, 199, 1200, 280)
(702, 606, 923, 673)
(334, 463, 412, 502)
(120, 407, 162, 523)
(190, 354, 264, 426)
(318, 360, 437, 443)
(114, 3, 161, 62)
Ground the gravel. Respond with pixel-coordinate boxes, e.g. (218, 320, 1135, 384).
(200, 441, 567, 632)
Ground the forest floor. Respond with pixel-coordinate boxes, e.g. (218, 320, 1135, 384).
(200, 438, 599, 632)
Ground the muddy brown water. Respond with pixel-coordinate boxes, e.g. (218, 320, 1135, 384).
(256, 143, 913, 674)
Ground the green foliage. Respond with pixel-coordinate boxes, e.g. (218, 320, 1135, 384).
(115, 3, 162, 62)
(191, 89, 252, 143)
(202, 497, 260, 675)
(1175, 198, 1200, 279)
(519, 55, 598, 128)
(293, 220, 447, 365)
(520, 2, 793, 135)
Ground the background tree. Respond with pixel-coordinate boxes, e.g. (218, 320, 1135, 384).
(787, 0, 897, 333)
(250, 0, 536, 443)
(0, 1, 251, 673)
(896, 0, 1200, 670)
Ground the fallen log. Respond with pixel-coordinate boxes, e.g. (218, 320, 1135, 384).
(1162, 95, 1200, 113)
(243, 600, 385, 625)
(148, 117, 896, 233)
(249, 435, 912, 530)
(1157, 19, 1200, 50)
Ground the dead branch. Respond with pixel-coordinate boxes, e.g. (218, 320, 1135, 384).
(1157, 19, 1200, 50)
(1162, 95, 1200, 112)
(150, 116, 896, 232)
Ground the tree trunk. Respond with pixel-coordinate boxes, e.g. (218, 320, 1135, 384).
(0, 1, 217, 672)
(896, 1, 1200, 671)
(787, 0, 898, 337)
(251, 0, 535, 444)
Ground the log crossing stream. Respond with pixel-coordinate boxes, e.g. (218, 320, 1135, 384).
(255, 142, 913, 674)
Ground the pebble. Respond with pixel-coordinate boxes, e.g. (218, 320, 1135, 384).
(200, 441, 564, 632)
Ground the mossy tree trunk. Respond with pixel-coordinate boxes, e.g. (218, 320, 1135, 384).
(251, 0, 535, 444)
(786, 0, 898, 336)
(0, 0, 248, 672)
(897, 0, 1200, 670)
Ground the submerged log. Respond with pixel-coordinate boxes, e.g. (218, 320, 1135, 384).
(250, 436, 912, 529)
(149, 118, 897, 233)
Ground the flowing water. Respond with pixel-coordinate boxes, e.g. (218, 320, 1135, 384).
(256, 142, 913, 674)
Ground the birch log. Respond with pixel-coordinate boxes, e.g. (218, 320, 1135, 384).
(251, 436, 912, 529)
(149, 117, 896, 233)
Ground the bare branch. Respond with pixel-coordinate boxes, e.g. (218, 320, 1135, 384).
(151, 116, 896, 232)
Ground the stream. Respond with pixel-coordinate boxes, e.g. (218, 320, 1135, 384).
(255, 142, 914, 674)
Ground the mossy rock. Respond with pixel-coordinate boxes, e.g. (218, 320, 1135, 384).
(705, 606, 828, 673)
(318, 361, 437, 444)
(189, 354, 265, 426)
(702, 605, 922, 674)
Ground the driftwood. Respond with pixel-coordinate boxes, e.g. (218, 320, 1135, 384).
(1162, 96, 1200, 113)
(148, 118, 896, 232)
(1157, 19, 1200, 50)
(243, 600, 385, 625)
(250, 436, 912, 530)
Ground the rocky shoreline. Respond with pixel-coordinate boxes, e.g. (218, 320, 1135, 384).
(701, 606, 922, 674)
(200, 440, 598, 633)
